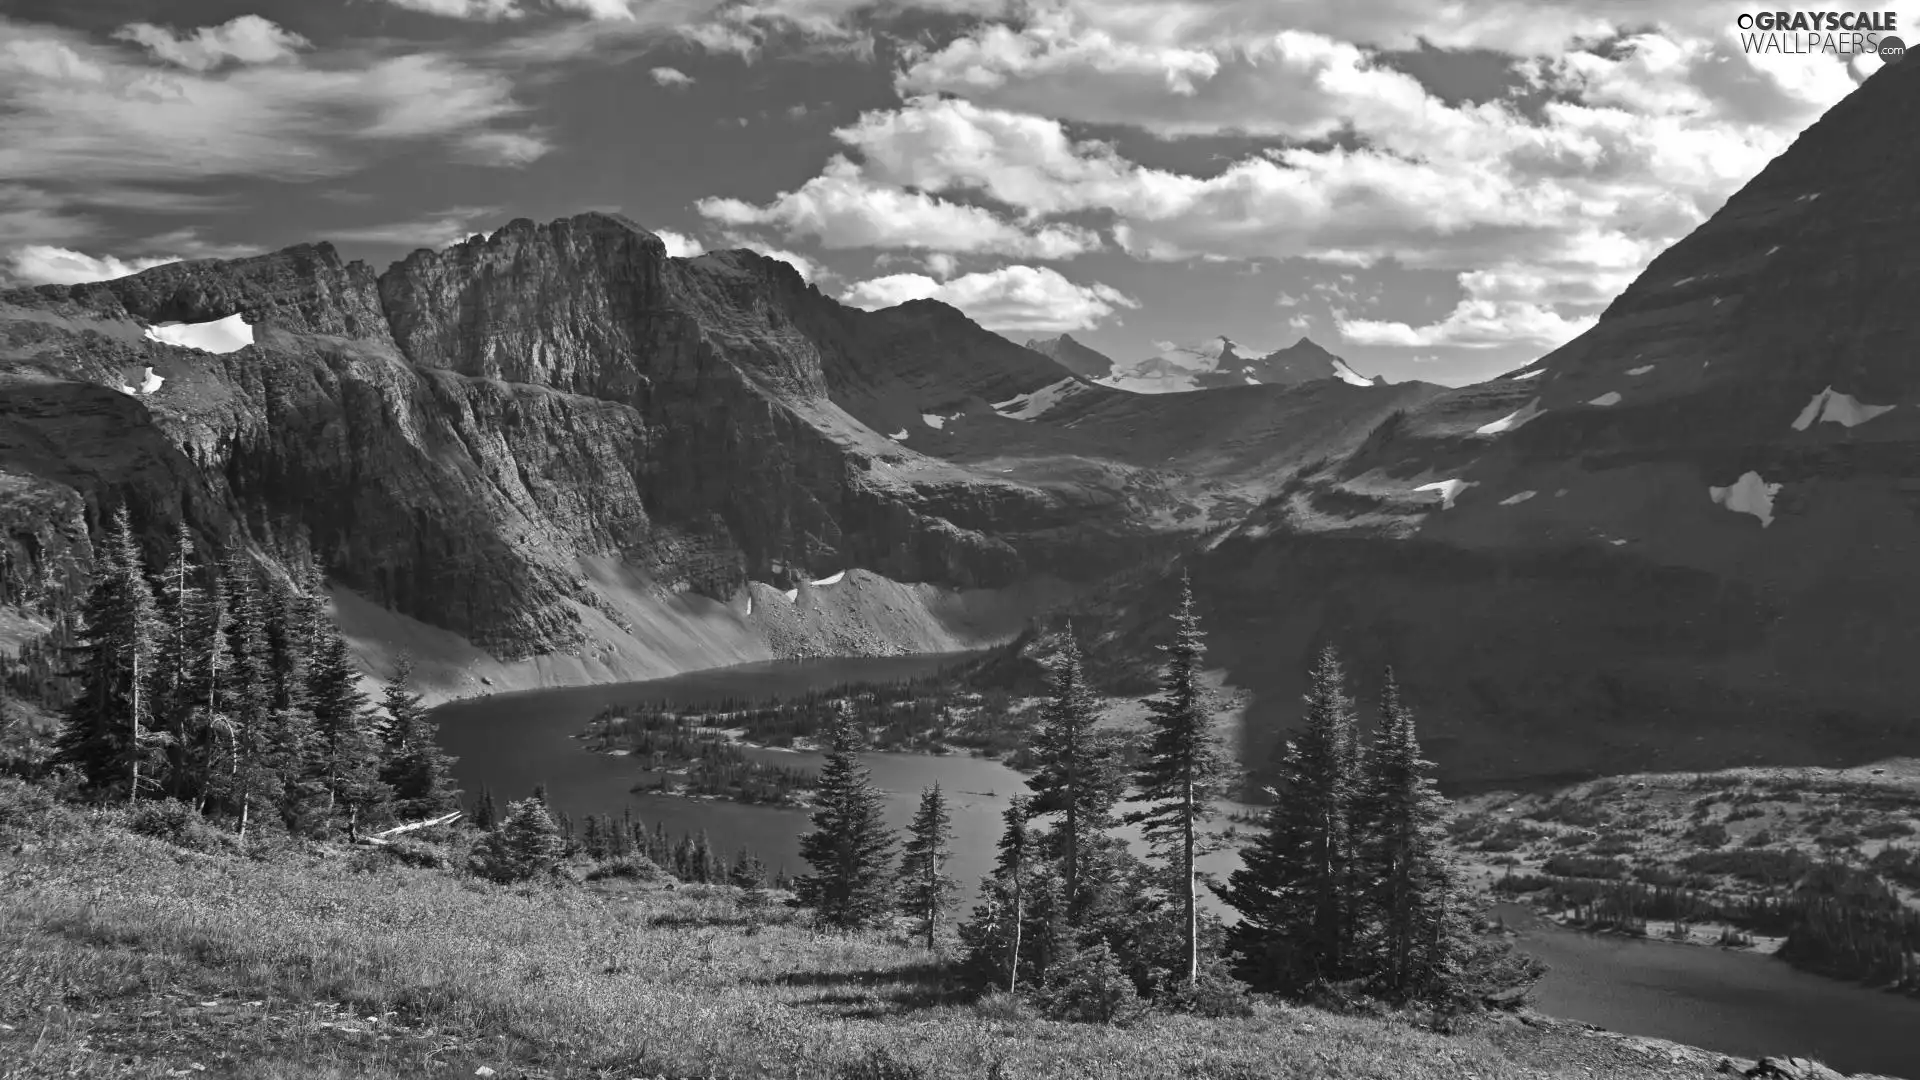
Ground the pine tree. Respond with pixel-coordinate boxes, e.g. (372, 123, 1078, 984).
(898, 782, 958, 949)
(473, 784, 499, 831)
(55, 506, 164, 802)
(793, 706, 898, 928)
(213, 550, 285, 836)
(729, 846, 767, 889)
(470, 796, 564, 883)
(1220, 644, 1362, 994)
(307, 619, 389, 835)
(377, 657, 460, 820)
(1126, 574, 1231, 987)
(152, 521, 210, 802)
(1353, 668, 1464, 1003)
(1027, 628, 1124, 920)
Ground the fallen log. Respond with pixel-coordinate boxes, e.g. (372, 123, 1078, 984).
(357, 810, 463, 845)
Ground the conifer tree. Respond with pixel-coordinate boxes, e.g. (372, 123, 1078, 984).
(470, 796, 564, 883)
(306, 620, 389, 835)
(1220, 644, 1362, 994)
(1353, 668, 1462, 1003)
(729, 846, 767, 889)
(898, 782, 958, 949)
(56, 506, 164, 802)
(377, 657, 460, 820)
(793, 706, 898, 928)
(152, 521, 209, 802)
(473, 784, 499, 831)
(211, 550, 284, 835)
(1027, 628, 1124, 919)
(1127, 574, 1231, 987)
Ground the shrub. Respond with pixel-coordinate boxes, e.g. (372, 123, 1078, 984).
(1683, 822, 1729, 849)
(0, 777, 58, 830)
(585, 854, 663, 882)
(835, 1047, 933, 1080)
(1158, 958, 1255, 1018)
(468, 797, 566, 884)
(1859, 820, 1915, 840)
(127, 798, 244, 856)
(1542, 854, 1627, 880)
(1033, 943, 1145, 1025)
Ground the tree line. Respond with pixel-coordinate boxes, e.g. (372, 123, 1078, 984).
(24, 507, 459, 840)
(785, 575, 1542, 1018)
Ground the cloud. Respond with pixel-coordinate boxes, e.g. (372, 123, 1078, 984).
(654, 228, 707, 257)
(1338, 299, 1596, 349)
(374, 0, 525, 18)
(1287, 313, 1312, 331)
(457, 129, 554, 166)
(650, 66, 695, 87)
(324, 206, 503, 249)
(696, 154, 1102, 258)
(6, 245, 182, 286)
(0, 17, 538, 187)
(839, 264, 1137, 333)
(114, 15, 310, 71)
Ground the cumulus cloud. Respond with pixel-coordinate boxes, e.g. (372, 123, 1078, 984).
(696, 155, 1101, 258)
(650, 66, 695, 87)
(654, 228, 707, 257)
(457, 130, 553, 166)
(375, 0, 525, 18)
(325, 206, 503, 249)
(5, 245, 182, 286)
(0, 17, 538, 186)
(839, 265, 1137, 333)
(114, 15, 310, 71)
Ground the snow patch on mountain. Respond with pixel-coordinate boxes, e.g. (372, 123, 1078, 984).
(1790, 386, 1897, 431)
(1627, 365, 1656, 375)
(116, 365, 165, 396)
(1511, 368, 1545, 381)
(921, 413, 946, 430)
(1588, 391, 1623, 406)
(1499, 490, 1537, 506)
(812, 571, 845, 586)
(991, 377, 1092, 420)
(1709, 471, 1782, 527)
(1475, 398, 1543, 436)
(143, 312, 253, 354)
(887, 429, 908, 441)
(1414, 478, 1474, 509)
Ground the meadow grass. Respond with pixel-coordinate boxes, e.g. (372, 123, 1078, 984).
(0, 781, 1728, 1080)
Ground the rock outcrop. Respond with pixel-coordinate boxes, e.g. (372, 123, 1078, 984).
(1023, 333, 1116, 379)
(0, 212, 1425, 700)
(1105, 57, 1920, 788)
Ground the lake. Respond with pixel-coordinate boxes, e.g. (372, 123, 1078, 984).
(431, 651, 1251, 892)
(433, 654, 1920, 1079)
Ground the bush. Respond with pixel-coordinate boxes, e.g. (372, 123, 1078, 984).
(1542, 854, 1627, 880)
(1860, 820, 1915, 840)
(585, 854, 663, 882)
(127, 798, 244, 856)
(468, 797, 565, 884)
(0, 777, 58, 830)
(1033, 943, 1145, 1025)
(1159, 960, 1256, 1018)
(1683, 822, 1729, 849)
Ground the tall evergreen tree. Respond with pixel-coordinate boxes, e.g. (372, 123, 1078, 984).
(959, 795, 1075, 993)
(377, 657, 461, 820)
(898, 782, 958, 949)
(1027, 628, 1124, 919)
(793, 706, 897, 928)
(1220, 644, 1362, 994)
(470, 796, 564, 883)
(55, 506, 163, 802)
(152, 521, 209, 801)
(729, 846, 767, 889)
(473, 784, 499, 831)
(1353, 669, 1464, 1003)
(1126, 574, 1231, 987)
(307, 620, 389, 835)
(220, 551, 303, 835)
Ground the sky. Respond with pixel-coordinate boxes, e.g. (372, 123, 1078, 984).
(0, 1, 1903, 386)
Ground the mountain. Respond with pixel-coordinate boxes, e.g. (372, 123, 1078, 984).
(1023, 333, 1115, 379)
(1099, 334, 1383, 393)
(0, 212, 1428, 702)
(1093, 58, 1920, 788)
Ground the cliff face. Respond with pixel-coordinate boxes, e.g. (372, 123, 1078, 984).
(2, 212, 1419, 694)
(1134, 59, 1920, 787)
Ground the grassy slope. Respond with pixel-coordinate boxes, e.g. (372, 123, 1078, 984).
(0, 782, 1771, 1080)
